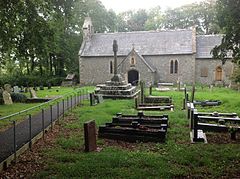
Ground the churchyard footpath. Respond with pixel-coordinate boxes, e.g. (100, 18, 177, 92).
(0, 90, 89, 171)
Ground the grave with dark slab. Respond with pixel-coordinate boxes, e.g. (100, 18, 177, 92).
(99, 112, 169, 142)
(188, 102, 240, 143)
(95, 40, 139, 99)
(61, 73, 78, 86)
(135, 81, 174, 111)
(183, 86, 221, 109)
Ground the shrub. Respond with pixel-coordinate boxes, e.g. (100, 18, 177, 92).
(11, 93, 27, 103)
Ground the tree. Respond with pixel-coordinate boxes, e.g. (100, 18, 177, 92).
(163, 0, 220, 34)
(144, 6, 163, 31)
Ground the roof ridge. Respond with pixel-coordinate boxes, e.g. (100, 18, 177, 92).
(94, 29, 192, 36)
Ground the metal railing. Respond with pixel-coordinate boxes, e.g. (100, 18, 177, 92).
(0, 87, 90, 167)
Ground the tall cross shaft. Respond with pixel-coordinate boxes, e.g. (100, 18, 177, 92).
(113, 40, 118, 75)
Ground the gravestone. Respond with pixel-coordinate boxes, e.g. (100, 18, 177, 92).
(13, 86, 20, 93)
(40, 84, 44, 90)
(84, 120, 97, 152)
(4, 84, 12, 93)
(96, 95, 104, 103)
(30, 88, 38, 98)
(2, 90, 13, 105)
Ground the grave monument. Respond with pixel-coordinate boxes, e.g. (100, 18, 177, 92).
(95, 40, 139, 98)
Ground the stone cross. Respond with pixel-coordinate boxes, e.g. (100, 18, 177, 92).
(4, 84, 12, 93)
(111, 40, 122, 82)
(113, 39, 118, 75)
(3, 90, 13, 105)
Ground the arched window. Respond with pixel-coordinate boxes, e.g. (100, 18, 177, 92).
(110, 61, 113, 74)
(215, 66, 222, 81)
(131, 57, 135, 65)
(174, 60, 178, 74)
(170, 60, 174, 74)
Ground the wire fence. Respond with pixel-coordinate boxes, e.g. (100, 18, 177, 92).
(0, 88, 90, 166)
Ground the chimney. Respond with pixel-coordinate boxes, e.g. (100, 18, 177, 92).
(82, 17, 94, 41)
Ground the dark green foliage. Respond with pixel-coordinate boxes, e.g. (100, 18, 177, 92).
(10, 93, 27, 103)
(0, 75, 65, 87)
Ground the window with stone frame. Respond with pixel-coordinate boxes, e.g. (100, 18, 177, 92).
(170, 60, 174, 74)
(174, 60, 178, 74)
(110, 61, 113, 74)
(200, 66, 208, 77)
(130, 57, 136, 65)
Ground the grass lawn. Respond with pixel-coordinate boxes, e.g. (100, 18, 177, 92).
(35, 86, 240, 178)
(0, 86, 95, 130)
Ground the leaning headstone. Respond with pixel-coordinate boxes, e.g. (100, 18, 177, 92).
(29, 88, 38, 98)
(4, 84, 12, 93)
(84, 120, 97, 152)
(13, 86, 20, 93)
(2, 90, 13, 105)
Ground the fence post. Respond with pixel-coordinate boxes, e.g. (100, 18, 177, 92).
(50, 105, 53, 130)
(57, 102, 60, 119)
(75, 93, 77, 107)
(29, 114, 32, 150)
(71, 95, 73, 111)
(67, 97, 69, 110)
(62, 99, 65, 120)
(42, 109, 45, 140)
(13, 120, 16, 163)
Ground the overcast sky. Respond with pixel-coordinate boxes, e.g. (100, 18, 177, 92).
(100, 0, 205, 13)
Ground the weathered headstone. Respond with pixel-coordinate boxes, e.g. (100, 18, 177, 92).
(2, 90, 13, 105)
(84, 120, 97, 152)
(4, 84, 12, 93)
(97, 94, 104, 103)
(29, 88, 38, 98)
(13, 86, 20, 93)
(24, 87, 29, 93)
(20, 86, 24, 92)
(40, 85, 44, 90)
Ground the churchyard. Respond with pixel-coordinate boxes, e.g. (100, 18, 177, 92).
(2, 85, 239, 178)
(0, 85, 94, 130)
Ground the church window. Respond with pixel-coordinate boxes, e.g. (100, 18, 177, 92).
(130, 57, 135, 65)
(110, 61, 113, 74)
(174, 60, 178, 74)
(215, 66, 222, 81)
(200, 67, 208, 77)
(170, 60, 174, 74)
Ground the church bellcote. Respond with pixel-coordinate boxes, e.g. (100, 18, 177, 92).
(82, 17, 94, 41)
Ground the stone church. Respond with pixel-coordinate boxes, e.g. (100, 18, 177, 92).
(79, 17, 233, 85)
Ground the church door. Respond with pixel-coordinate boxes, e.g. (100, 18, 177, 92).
(128, 69, 139, 85)
(215, 66, 223, 81)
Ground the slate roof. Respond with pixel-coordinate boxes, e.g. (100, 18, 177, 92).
(196, 35, 224, 58)
(80, 30, 194, 57)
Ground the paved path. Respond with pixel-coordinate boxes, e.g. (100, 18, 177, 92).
(0, 94, 88, 163)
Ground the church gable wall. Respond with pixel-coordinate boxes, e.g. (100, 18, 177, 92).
(118, 54, 154, 84)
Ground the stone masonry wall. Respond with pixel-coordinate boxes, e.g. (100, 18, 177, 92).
(144, 54, 196, 84)
(195, 59, 233, 85)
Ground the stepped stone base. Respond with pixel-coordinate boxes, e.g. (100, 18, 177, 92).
(95, 80, 139, 99)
